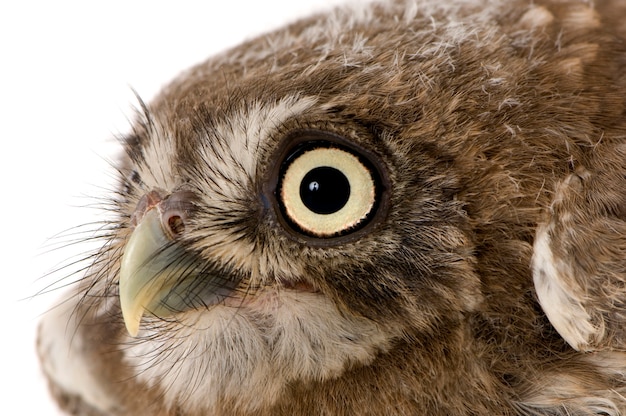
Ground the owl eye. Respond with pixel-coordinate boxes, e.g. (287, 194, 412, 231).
(276, 141, 381, 238)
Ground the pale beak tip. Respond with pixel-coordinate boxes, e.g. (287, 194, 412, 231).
(120, 298, 144, 337)
(122, 309, 142, 337)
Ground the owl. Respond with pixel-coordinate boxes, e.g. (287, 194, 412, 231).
(38, 0, 626, 415)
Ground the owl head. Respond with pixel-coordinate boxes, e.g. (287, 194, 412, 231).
(38, 0, 626, 415)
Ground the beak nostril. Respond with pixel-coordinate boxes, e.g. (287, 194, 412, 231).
(167, 214, 185, 236)
(131, 190, 195, 238)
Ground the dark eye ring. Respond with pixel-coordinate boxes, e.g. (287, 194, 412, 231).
(267, 129, 388, 243)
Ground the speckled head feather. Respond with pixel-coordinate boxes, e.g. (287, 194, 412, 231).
(38, 0, 626, 415)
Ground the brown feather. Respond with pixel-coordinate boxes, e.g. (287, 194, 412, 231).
(39, 0, 626, 414)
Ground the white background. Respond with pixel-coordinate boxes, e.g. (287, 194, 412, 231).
(1, 1, 345, 413)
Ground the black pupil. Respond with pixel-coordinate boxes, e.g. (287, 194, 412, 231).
(299, 166, 350, 214)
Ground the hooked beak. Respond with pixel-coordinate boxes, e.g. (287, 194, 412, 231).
(119, 190, 217, 337)
(119, 207, 195, 336)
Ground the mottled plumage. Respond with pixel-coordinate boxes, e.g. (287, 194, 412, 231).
(38, 0, 626, 415)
